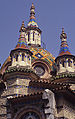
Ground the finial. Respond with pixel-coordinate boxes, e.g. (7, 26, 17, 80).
(27, 3, 38, 27)
(30, 3, 35, 19)
(31, 3, 35, 9)
(60, 28, 67, 39)
(19, 21, 26, 32)
(62, 28, 64, 33)
(59, 28, 71, 56)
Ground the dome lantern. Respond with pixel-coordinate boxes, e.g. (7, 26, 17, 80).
(25, 3, 42, 47)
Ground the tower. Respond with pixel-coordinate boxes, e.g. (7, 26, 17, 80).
(55, 28, 75, 74)
(10, 21, 32, 68)
(55, 28, 75, 94)
(25, 3, 42, 46)
(3, 21, 37, 98)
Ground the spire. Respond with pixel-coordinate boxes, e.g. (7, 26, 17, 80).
(15, 21, 27, 49)
(30, 3, 35, 20)
(59, 28, 71, 56)
(27, 3, 38, 27)
(60, 28, 67, 39)
(19, 21, 26, 32)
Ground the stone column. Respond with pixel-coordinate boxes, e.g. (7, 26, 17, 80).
(66, 58, 68, 67)
(12, 55, 16, 66)
(18, 52, 22, 63)
(71, 59, 74, 68)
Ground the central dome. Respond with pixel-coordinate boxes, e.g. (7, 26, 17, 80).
(29, 46, 55, 67)
(1, 46, 55, 76)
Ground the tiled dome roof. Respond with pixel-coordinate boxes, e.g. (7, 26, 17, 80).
(1, 47, 55, 73)
(29, 46, 55, 67)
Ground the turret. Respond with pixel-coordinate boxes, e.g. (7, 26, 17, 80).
(55, 28, 75, 74)
(25, 3, 42, 46)
(10, 21, 32, 68)
(2, 22, 37, 97)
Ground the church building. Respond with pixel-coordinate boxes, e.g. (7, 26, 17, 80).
(0, 3, 75, 119)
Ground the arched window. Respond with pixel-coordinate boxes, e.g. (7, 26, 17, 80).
(62, 60, 65, 67)
(28, 32, 30, 41)
(68, 59, 71, 67)
(22, 54, 24, 61)
(57, 64, 60, 70)
(16, 55, 18, 61)
(33, 31, 35, 41)
(27, 55, 30, 59)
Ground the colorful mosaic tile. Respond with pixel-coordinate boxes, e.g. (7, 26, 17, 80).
(29, 46, 55, 68)
(35, 53, 43, 58)
(28, 19, 38, 27)
(59, 28, 71, 56)
(27, 3, 38, 28)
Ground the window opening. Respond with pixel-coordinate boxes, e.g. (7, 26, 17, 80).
(16, 55, 18, 61)
(28, 32, 30, 41)
(68, 59, 71, 67)
(33, 32, 35, 41)
(62, 61, 65, 67)
(22, 54, 24, 61)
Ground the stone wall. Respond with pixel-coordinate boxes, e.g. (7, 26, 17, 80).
(64, 99, 75, 119)
(0, 90, 7, 119)
(55, 94, 75, 119)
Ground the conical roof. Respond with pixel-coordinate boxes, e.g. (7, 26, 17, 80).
(10, 21, 33, 56)
(15, 21, 28, 50)
(27, 3, 38, 27)
(15, 32, 28, 50)
(59, 28, 71, 56)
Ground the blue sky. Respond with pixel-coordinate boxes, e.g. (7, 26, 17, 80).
(0, 0, 75, 65)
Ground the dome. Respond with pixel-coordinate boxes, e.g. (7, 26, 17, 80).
(1, 46, 55, 74)
(29, 46, 55, 67)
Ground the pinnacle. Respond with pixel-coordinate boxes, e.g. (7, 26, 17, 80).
(62, 28, 64, 33)
(59, 28, 71, 56)
(31, 3, 35, 10)
(60, 28, 67, 39)
(19, 21, 26, 32)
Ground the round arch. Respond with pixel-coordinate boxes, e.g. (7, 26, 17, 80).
(13, 106, 45, 119)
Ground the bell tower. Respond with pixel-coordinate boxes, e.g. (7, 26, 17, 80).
(25, 3, 42, 46)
